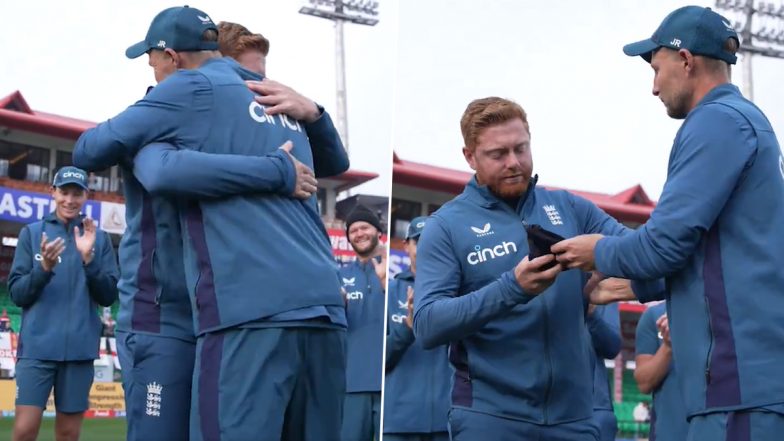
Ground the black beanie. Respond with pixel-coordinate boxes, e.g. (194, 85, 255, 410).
(345, 205, 383, 235)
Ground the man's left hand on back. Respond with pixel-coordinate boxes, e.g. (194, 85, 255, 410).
(246, 79, 321, 123)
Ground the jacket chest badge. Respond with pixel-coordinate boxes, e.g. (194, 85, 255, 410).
(470, 222, 494, 237)
(543, 205, 563, 226)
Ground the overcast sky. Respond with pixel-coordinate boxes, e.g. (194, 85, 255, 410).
(3, 1, 783, 200)
(2, 0, 396, 197)
(394, 0, 784, 199)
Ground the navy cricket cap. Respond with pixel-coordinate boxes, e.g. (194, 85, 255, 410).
(126, 5, 219, 59)
(406, 216, 427, 241)
(623, 6, 739, 64)
(52, 166, 89, 190)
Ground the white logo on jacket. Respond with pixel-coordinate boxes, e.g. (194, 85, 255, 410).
(146, 382, 162, 417)
(543, 205, 563, 226)
(466, 241, 518, 265)
(345, 291, 363, 300)
(470, 223, 494, 237)
(342, 277, 355, 286)
(248, 102, 303, 133)
(779, 155, 784, 181)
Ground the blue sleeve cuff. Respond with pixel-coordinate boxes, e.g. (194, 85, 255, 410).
(303, 104, 327, 132)
(631, 279, 666, 303)
(30, 264, 54, 288)
(595, 235, 622, 277)
(500, 270, 536, 305)
(83, 258, 102, 278)
(272, 149, 297, 196)
(397, 325, 416, 346)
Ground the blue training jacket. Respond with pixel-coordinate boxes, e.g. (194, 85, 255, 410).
(636, 302, 689, 441)
(73, 62, 347, 341)
(8, 213, 118, 360)
(73, 57, 347, 335)
(384, 271, 450, 434)
(587, 303, 620, 412)
(412, 175, 660, 424)
(595, 84, 784, 417)
(340, 258, 385, 393)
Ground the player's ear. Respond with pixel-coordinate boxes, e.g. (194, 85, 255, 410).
(164, 48, 179, 67)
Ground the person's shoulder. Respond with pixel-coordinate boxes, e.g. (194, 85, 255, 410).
(145, 70, 211, 100)
(684, 100, 749, 136)
(432, 192, 469, 216)
(339, 260, 360, 274)
(536, 187, 579, 203)
(97, 228, 113, 243)
(640, 303, 664, 322)
(20, 220, 43, 236)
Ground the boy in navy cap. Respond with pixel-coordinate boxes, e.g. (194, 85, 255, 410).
(9, 166, 118, 441)
(555, 6, 784, 440)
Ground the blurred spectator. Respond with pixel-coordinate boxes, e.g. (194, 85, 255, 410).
(0, 309, 10, 332)
(633, 401, 650, 438)
(101, 307, 115, 337)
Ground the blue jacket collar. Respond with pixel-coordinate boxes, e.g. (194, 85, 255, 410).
(695, 83, 741, 108)
(43, 211, 86, 229)
(395, 270, 415, 282)
(218, 57, 265, 82)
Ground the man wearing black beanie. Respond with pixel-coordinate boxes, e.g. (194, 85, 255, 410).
(339, 205, 386, 441)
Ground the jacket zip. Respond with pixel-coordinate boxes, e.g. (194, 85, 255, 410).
(496, 192, 555, 424)
(704, 298, 714, 386)
(65, 221, 73, 361)
(542, 299, 553, 423)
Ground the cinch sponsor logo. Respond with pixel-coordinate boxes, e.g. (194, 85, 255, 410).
(61, 171, 85, 180)
(346, 291, 363, 300)
(391, 314, 405, 324)
(248, 102, 303, 133)
(466, 241, 518, 265)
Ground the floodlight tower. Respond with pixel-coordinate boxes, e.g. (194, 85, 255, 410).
(299, 0, 380, 153)
(715, 0, 784, 100)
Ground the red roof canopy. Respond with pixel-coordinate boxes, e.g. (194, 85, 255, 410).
(393, 152, 656, 224)
(0, 91, 94, 140)
(0, 90, 378, 192)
